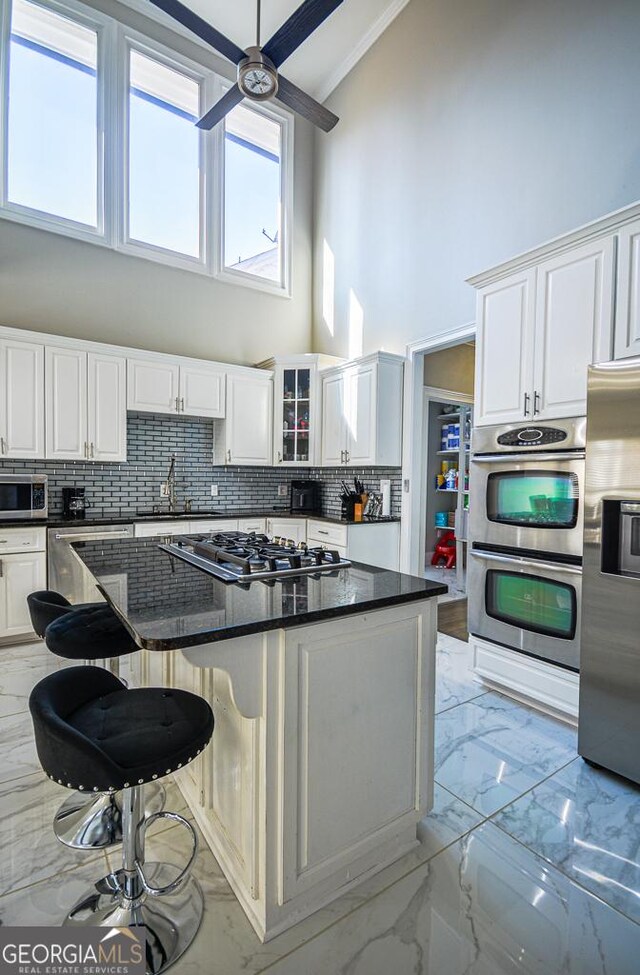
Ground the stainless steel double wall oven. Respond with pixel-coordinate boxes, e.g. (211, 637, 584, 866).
(469, 418, 586, 671)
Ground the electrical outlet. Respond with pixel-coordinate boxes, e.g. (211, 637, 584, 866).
(160, 483, 169, 498)
(278, 484, 288, 498)
(210, 484, 219, 497)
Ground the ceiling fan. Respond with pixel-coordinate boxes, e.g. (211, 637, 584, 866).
(148, 0, 343, 132)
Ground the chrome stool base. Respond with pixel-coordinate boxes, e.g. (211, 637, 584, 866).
(64, 865, 203, 975)
(53, 782, 165, 850)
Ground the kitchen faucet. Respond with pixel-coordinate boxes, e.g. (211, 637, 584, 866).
(164, 453, 178, 513)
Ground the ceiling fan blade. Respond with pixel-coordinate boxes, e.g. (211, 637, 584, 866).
(262, 0, 344, 68)
(276, 75, 338, 132)
(147, 0, 246, 65)
(196, 84, 244, 130)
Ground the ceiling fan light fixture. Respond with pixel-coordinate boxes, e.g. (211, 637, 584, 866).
(238, 46, 278, 101)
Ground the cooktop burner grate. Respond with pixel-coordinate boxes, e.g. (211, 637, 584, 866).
(160, 530, 351, 583)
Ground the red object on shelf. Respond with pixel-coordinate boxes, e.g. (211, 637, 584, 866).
(431, 529, 456, 569)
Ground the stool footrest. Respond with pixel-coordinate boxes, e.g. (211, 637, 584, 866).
(136, 812, 198, 897)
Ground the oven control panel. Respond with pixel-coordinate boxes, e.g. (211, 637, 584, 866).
(496, 426, 568, 447)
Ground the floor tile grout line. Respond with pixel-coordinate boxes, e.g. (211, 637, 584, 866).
(253, 819, 494, 975)
(0, 850, 111, 902)
(490, 817, 640, 929)
(435, 689, 489, 716)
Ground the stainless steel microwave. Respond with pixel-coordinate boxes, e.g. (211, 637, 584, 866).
(0, 474, 48, 520)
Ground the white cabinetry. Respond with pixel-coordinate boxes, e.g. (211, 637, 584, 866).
(46, 348, 127, 461)
(266, 518, 307, 544)
(474, 237, 615, 425)
(321, 353, 404, 466)
(221, 371, 273, 466)
(0, 339, 44, 459)
(0, 527, 46, 641)
(614, 218, 640, 359)
(128, 357, 225, 418)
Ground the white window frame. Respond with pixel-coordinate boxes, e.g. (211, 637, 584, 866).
(118, 29, 208, 273)
(0, 0, 114, 243)
(0, 0, 294, 296)
(214, 81, 293, 298)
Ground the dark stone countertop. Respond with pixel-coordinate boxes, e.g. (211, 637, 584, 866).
(70, 537, 445, 651)
(3, 511, 400, 529)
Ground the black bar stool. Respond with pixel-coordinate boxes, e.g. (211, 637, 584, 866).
(30, 665, 214, 975)
(27, 591, 165, 851)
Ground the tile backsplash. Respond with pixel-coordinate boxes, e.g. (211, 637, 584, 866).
(0, 413, 402, 520)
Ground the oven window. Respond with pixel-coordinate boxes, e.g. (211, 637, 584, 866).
(486, 471, 579, 528)
(0, 483, 33, 513)
(485, 570, 577, 640)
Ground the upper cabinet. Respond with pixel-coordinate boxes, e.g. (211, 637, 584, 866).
(127, 357, 225, 418)
(321, 353, 404, 466)
(473, 236, 615, 426)
(614, 218, 640, 360)
(221, 371, 273, 466)
(258, 354, 342, 467)
(0, 339, 44, 459)
(46, 348, 127, 461)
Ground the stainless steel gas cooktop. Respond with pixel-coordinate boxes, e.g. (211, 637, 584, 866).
(160, 530, 351, 583)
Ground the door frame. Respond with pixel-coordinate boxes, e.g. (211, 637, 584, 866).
(400, 323, 476, 576)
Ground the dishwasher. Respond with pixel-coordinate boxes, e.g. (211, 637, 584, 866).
(48, 523, 134, 604)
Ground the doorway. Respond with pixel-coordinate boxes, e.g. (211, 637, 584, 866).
(400, 329, 476, 642)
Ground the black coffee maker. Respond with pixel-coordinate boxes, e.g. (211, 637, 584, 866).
(290, 480, 321, 515)
(62, 487, 87, 520)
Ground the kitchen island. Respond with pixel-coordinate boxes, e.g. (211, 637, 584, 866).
(70, 536, 445, 941)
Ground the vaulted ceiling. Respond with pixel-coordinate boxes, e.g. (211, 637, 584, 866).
(131, 0, 410, 101)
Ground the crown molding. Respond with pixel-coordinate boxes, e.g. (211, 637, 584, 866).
(314, 0, 411, 103)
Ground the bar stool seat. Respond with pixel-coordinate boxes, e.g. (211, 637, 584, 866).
(30, 666, 214, 975)
(27, 590, 164, 852)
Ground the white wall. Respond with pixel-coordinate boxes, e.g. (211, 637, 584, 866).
(0, 0, 313, 365)
(312, 0, 640, 357)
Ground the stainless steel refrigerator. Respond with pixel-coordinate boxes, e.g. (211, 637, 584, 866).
(579, 358, 640, 784)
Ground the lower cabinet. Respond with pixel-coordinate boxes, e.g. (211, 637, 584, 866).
(0, 528, 46, 641)
(266, 518, 306, 544)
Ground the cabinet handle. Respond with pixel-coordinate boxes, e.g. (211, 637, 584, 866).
(533, 390, 541, 415)
(90, 442, 95, 459)
(83, 441, 88, 458)
(175, 396, 180, 413)
(345, 449, 350, 463)
(277, 451, 282, 463)
(523, 392, 531, 417)
(340, 449, 345, 464)
(0, 436, 5, 454)
(0, 560, 3, 578)
(180, 397, 185, 412)
(227, 449, 231, 463)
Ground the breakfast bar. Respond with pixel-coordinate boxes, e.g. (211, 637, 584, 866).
(69, 535, 445, 942)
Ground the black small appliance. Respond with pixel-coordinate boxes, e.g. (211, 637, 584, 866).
(290, 480, 321, 515)
(62, 487, 87, 521)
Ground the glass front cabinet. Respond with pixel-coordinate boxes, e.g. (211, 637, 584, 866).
(258, 355, 343, 466)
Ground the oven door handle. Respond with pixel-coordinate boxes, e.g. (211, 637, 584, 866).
(470, 549, 582, 575)
(471, 451, 585, 464)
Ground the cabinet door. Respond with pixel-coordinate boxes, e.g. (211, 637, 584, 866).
(0, 551, 46, 639)
(180, 363, 225, 418)
(45, 347, 88, 460)
(225, 373, 273, 466)
(475, 271, 536, 427)
(533, 237, 615, 420)
(0, 339, 44, 459)
(87, 353, 127, 462)
(321, 372, 345, 466)
(127, 358, 180, 414)
(614, 219, 640, 360)
(267, 519, 307, 544)
(345, 363, 377, 465)
(275, 366, 313, 465)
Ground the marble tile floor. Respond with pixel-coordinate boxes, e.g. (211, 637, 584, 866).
(1, 635, 639, 973)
